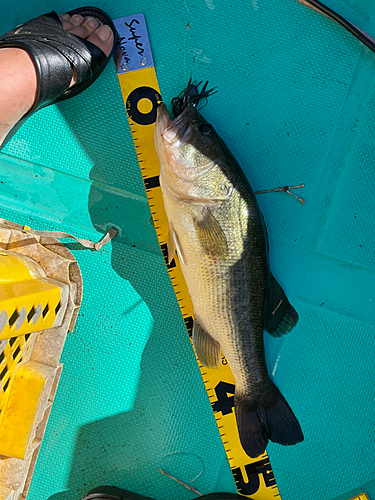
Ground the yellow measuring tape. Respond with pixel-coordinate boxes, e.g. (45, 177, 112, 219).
(113, 13, 279, 499)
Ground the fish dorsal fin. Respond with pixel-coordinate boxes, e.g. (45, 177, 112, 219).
(194, 207, 228, 258)
(192, 319, 221, 369)
(167, 226, 186, 265)
(265, 274, 299, 337)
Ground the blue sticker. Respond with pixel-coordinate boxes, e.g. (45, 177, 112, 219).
(113, 13, 154, 74)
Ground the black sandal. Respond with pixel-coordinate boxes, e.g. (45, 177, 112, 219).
(80, 486, 249, 500)
(0, 6, 118, 143)
(80, 487, 153, 500)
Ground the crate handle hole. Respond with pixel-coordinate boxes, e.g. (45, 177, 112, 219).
(8, 310, 18, 327)
(42, 304, 49, 319)
(55, 301, 61, 315)
(27, 306, 36, 323)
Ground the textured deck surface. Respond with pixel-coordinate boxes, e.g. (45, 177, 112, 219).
(1, 1, 375, 499)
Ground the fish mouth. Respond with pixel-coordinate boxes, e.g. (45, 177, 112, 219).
(162, 106, 197, 147)
(156, 79, 217, 149)
(155, 104, 210, 184)
(155, 103, 171, 136)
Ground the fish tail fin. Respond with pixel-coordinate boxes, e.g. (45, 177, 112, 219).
(235, 383, 303, 458)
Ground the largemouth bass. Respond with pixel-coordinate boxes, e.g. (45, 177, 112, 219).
(154, 81, 303, 458)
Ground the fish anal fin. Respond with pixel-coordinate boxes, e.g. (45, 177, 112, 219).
(265, 274, 299, 337)
(194, 207, 228, 258)
(192, 319, 221, 369)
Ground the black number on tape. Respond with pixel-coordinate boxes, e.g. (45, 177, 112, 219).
(126, 86, 161, 125)
(212, 381, 235, 415)
(233, 459, 276, 496)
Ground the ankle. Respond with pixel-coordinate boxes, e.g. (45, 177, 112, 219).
(0, 48, 38, 124)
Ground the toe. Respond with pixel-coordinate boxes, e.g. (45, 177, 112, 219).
(69, 14, 85, 27)
(68, 17, 103, 40)
(59, 13, 70, 22)
(81, 17, 100, 35)
(58, 12, 114, 57)
(59, 13, 73, 31)
(86, 25, 114, 57)
(59, 13, 86, 31)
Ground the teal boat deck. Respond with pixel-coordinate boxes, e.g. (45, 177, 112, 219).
(1, 0, 375, 499)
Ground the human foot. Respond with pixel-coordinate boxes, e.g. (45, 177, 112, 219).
(0, 10, 115, 147)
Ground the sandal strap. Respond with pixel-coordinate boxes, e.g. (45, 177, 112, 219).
(0, 9, 111, 115)
(80, 487, 154, 500)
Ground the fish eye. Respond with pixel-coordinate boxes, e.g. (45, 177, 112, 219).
(199, 123, 212, 135)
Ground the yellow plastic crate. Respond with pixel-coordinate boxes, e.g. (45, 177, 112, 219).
(0, 249, 68, 340)
(0, 223, 82, 500)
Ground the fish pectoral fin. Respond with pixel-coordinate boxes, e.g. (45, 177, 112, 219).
(167, 227, 176, 264)
(167, 226, 186, 265)
(194, 207, 228, 258)
(192, 319, 221, 369)
(265, 274, 299, 337)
